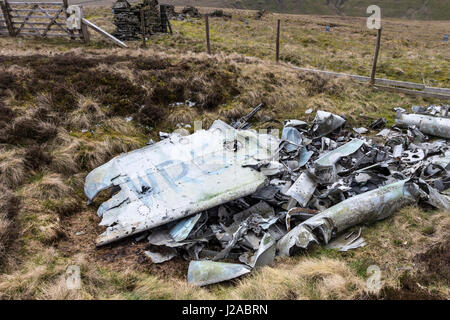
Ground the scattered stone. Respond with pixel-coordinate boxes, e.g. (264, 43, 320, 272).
(209, 9, 232, 19)
(181, 6, 201, 18)
(255, 9, 266, 20)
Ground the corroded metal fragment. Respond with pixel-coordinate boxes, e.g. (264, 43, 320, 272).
(187, 260, 251, 286)
(278, 180, 416, 257)
(395, 109, 450, 139)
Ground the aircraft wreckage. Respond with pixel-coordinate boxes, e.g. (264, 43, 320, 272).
(85, 104, 450, 286)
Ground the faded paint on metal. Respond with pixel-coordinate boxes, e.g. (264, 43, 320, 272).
(286, 172, 317, 207)
(315, 139, 365, 166)
(187, 260, 251, 286)
(169, 213, 202, 242)
(85, 120, 279, 246)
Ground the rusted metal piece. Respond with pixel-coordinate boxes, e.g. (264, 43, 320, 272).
(285, 207, 319, 231)
(232, 103, 264, 130)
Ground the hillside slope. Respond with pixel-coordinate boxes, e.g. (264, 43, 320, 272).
(0, 8, 449, 300)
(166, 0, 450, 20)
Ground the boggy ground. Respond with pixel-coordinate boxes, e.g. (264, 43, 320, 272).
(0, 7, 449, 299)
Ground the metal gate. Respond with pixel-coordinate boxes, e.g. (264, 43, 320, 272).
(0, 0, 85, 39)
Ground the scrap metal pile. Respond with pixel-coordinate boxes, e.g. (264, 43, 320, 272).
(85, 104, 450, 286)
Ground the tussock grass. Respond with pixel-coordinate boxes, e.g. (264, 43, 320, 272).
(0, 185, 20, 269)
(77, 136, 142, 171)
(116, 274, 213, 300)
(101, 117, 140, 136)
(349, 206, 450, 291)
(49, 138, 82, 175)
(0, 149, 26, 189)
(67, 96, 105, 130)
(23, 173, 72, 200)
(227, 257, 365, 300)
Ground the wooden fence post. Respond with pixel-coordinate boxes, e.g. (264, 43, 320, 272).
(166, 14, 172, 35)
(205, 14, 211, 54)
(140, 8, 146, 48)
(276, 19, 281, 63)
(79, 6, 90, 43)
(159, 4, 167, 33)
(370, 27, 382, 85)
(1, 0, 15, 36)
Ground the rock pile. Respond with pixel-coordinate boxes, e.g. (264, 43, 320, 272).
(209, 9, 232, 19)
(255, 9, 266, 20)
(181, 6, 201, 18)
(162, 4, 176, 18)
(112, 0, 168, 40)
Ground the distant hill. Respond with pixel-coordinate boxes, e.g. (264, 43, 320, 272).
(165, 0, 450, 20)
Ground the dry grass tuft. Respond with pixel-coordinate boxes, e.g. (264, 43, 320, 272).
(78, 137, 141, 171)
(167, 107, 197, 126)
(0, 185, 20, 268)
(23, 173, 72, 200)
(0, 148, 26, 189)
(117, 273, 213, 300)
(299, 73, 345, 97)
(39, 174, 72, 200)
(101, 117, 140, 136)
(67, 96, 105, 130)
(228, 257, 365, 300)
(9, 115, 58, 144)
(0, 101, 16, 130)
(48, 129, 81, 175)
(24, 146, 52, 171)
(0, 247, 60, 299)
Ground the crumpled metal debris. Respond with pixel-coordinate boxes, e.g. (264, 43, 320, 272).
(325, 228, 366, 252)
(144, 247, 177, 263)
(278, 180, 416, 257)
(395, 107, 450, 139)
(85, 104, 450, 286)
(85, 120, 279, 246)
(310, 110, 346, 137)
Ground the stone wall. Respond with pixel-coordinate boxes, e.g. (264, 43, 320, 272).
(112, 0, 167, 40)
